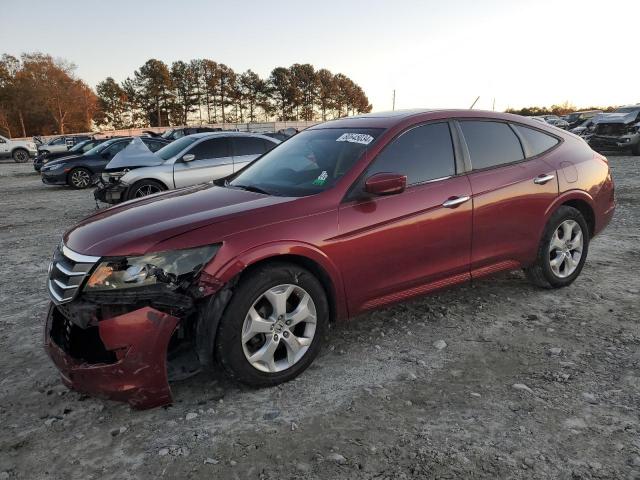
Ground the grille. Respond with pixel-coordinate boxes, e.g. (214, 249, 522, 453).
(47, 244, 100, 304)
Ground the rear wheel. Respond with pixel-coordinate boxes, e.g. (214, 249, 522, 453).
(524, 206, 589, 288)
(68, 167, 92, 189)
(126, 179, 166, 200)
(12, 148, 29, 163)
(215, 262, 328, 387)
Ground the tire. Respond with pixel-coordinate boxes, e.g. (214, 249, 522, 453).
(524, 206, 589, 289)
(126, 179, 166, 200)
(12, 148, 29, 163)
(215, 262, 329, 387)
(632, 142, 640, 156)
(67, 167, 92, 189)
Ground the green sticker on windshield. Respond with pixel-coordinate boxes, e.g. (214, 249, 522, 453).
(312, 171, 328, 185)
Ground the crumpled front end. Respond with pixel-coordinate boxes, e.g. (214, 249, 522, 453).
(94, 179, 129, 204)
(44, 243, 227, 409)
(45, 303, 179, 409)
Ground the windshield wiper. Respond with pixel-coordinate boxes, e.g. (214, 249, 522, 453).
(230, 183, 272, 195)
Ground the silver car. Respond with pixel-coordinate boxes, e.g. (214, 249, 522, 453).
(104, 132, 280, 202)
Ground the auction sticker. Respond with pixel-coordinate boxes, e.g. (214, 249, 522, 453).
(336, 133, 374, 145)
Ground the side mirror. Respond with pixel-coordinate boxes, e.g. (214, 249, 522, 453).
(364, 172, 407, 196)
(182, 154, 195, 162)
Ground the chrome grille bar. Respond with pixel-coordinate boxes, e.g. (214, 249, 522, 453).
(47, 244, 100, 304)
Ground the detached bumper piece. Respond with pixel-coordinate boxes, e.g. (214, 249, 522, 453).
(44, 303, 179, 409)
(94, 182, 127, 204)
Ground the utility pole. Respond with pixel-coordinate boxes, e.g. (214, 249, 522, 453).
(392, 90, 396, 111)
(492, 98, 496, 111)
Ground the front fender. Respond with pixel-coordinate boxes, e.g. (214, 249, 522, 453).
(205, 240, 348, 321)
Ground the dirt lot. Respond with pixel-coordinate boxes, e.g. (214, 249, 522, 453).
(0, 155, 638, 480)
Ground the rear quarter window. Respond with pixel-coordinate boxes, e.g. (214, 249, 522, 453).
(460, 121, 524, 170)
(512, 125, 559, 157)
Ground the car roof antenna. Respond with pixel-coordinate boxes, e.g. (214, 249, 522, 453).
(469, 96, 480, 110)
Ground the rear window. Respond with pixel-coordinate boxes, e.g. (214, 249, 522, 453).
(232, 137, 267, 156)
(460, 121, 524, 169)
(512, 125, 559, 157)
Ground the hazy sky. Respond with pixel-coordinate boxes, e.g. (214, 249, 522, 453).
(2, 0, 637, 112)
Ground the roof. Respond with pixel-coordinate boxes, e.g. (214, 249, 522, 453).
(309, 109, 539, 130)
(188, 131, 279, 141)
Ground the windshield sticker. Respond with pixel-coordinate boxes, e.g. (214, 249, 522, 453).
(336, 133, 374, 145)
(312, 171, 328, 186)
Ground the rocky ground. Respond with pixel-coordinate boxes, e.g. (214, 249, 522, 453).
(0, 155, 638, 480)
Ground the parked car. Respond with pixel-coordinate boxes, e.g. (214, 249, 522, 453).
(160, 126, 223, 141)
(33, 138, 109, 172)
(588, 105, 640, 155)
(570, 114, 608, 139)
(40, 137, 169, 188)
(38, 135, 92, 155)
(0, 135, 38, 162)
(44, 109, 615, 409)
(541, 115, 569, 129)
(95, 132, 279, 203)
(564, 110, 603, 130)
(528, 116, 548, 124)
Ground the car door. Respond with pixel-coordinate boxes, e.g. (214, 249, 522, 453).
(172, 137, 232, 188)
(335, 122, 473, 314)
(0, 137, 8, 155)
(231, 137, 268, 172)
(458, 120, 559, 276)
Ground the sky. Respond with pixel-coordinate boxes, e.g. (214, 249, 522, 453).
(1, 0, 637, 112)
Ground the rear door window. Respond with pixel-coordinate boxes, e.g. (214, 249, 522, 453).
(460, 121, 524, 170)
(512, 125, 559, 157)
(367, 122, 456, 185)
(232, 137, 267, 156)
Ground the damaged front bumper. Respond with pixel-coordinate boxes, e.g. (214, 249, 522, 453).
(94, 180, 128, 204)
(44, 302, 180, 409)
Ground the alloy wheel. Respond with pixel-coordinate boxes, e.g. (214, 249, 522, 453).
(241, 284, 317, 373)
(14, 150, 28, 163)
(548, 219, 583, 278)
(71, 169, 91, 188)
(134, 184, 162, 198)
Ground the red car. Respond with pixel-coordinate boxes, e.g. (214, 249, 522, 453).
(45, 110, 615, 409)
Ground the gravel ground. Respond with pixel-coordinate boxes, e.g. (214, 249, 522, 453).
(0, 155, 639, 480)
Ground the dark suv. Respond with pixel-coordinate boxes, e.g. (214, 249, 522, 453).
(588, 105, 640, 155)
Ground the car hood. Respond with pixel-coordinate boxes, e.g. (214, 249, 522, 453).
(64, 184, 296, 257)
(596, 111, 639, 125)
(42, 154, 85, 166)
(106, 137, 163, 170)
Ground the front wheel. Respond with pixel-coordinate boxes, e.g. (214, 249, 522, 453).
(215, 262, 329, 387)
(12, 149, 29, 163)
(126, 179, 166, 200)
(68, 167, 92, 189)
(524, 206, 589, 288)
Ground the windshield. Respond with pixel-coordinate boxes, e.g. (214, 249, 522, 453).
(615, 107, 640, 114)
(69, 140, 90, 152)
(84, 138, 127, 156)
(229, 128, 384, 197)
(156, 136, 198, 161)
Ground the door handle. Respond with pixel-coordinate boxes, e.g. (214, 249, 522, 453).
(442, 196, 470, 208)
(533, 174, 555, 185)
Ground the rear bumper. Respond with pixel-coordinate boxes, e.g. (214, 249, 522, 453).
(44, 303, 179, 409)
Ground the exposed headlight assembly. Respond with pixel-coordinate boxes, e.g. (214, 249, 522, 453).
(85, 244, 220, 292)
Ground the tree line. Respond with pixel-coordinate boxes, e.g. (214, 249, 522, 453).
(94, 59, 372, 129)
(506, 101, 618, 117)
(0, 53, 98, 137)
(0, 52, 372, 137)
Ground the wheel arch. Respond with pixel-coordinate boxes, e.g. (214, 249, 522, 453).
(209, 242, 347, 323)
(545, 190, 596, 238)
(129, 177, 170, 191)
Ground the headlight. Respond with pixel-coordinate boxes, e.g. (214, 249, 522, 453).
(84, 244, 220, 292)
